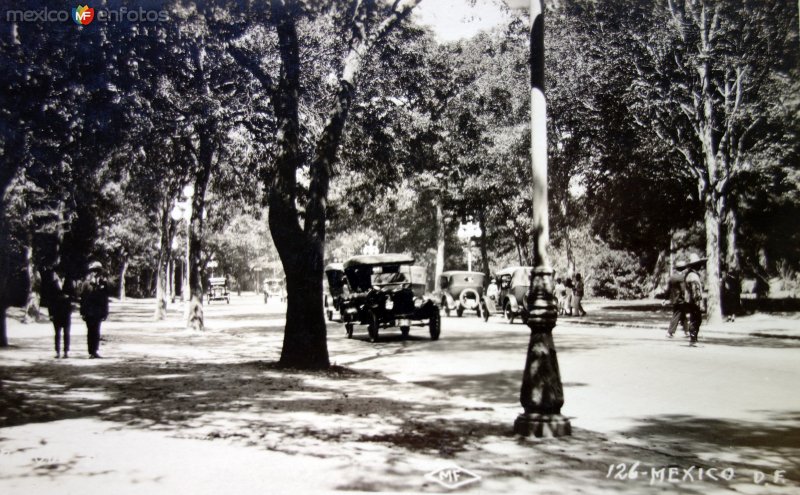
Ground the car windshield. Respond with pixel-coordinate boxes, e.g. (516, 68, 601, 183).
(346, 263, 413, 291)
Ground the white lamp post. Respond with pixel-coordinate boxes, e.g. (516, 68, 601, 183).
(171, 184, 194, 306)
(457, 221, 482, 272)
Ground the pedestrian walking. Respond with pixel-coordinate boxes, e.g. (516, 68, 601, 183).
(721, 269, 742, 322)
(554, 277, 567, 315)
(564, 278, 574, 316)
(42, 267, 75, 359)
(666, 260, 689, 337)
(79, 261, 109, 358)
(572, 273, 587, 316)
(683, 254, 706, 346)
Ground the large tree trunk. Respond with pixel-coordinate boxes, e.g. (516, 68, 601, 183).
(0, 307, 7, 348)
(22, 240, 40, 323)
(725, 206, 739, 271)
(478, 210, 490, 280)
(434, 198, 445, 292)
(704, 199, 723, 324)
(264, 0, 421, 369)
(154, 207, 171, 320)
(118, 255, 128, 301)
(187, 132, 215, 331)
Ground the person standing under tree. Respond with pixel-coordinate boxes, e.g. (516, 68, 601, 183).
(42, 265, 75, 359)
(666, 260, 689, 338)
(80, 261, 109, 358)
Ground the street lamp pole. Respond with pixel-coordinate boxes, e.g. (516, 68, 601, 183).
(513, 0, 571, 438)
(457, 221, 482, 272)
(171, 184, 194, 315)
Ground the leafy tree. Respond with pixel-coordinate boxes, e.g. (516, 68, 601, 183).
(621, 0, 798, 320)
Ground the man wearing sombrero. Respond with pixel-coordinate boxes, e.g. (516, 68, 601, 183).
(683, 253, 706, 346)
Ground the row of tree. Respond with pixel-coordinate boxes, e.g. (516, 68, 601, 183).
(1, 1, 797, 367)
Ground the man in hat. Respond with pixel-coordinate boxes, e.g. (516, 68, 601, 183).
(80, 261, 109, 358)
(666, 260, 689, 338)
(683, 254, 706, 346)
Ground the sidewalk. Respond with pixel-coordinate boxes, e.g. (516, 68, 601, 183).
(562, 298, 800, 339)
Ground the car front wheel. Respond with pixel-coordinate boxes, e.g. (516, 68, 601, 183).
(429, 311, 441, 341)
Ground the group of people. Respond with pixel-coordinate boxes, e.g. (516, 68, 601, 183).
(41, 260, 110, 359)
(554, 274, 587, 317)
(484, 272, 588, 317)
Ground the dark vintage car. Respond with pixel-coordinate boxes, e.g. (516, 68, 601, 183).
(323, 263, 347, 321)
(206, 276, 230, 304)
(482, 266, 532, 323)
(339, 254, 440, 342)
(437, 270, 485, 317)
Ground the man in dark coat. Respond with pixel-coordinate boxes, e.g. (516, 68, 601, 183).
(42, 267, 75, 358)
(79, 261, 109, 358)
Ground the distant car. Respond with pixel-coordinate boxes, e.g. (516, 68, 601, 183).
(437, 270, 485, 318)
(324, 263, 347, 321)
(207, 277, 230, 304)
(481, 266, 532, 323)
(262, 278, 285, 303)
(339, 254, 440, 342)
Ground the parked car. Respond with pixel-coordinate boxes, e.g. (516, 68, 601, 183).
(324, 263, 347, 321)
(437, 270, 485, 317)
(481, 266, 532, 323)
(206, 276, 230, 304)
(339, 254, 440, 342)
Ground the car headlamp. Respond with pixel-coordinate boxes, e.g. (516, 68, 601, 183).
(385, 299, 394, 310)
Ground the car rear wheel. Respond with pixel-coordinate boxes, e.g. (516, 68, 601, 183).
(481, 301, 490, 322)
(345, 323, 354, 339)
(400, 326, 410, 338)
(456, 306, 464, 317)
(504, 302, 515, 324)
(442, 299, 450, 317)
(367, 312, 379, 342)
(429, 311, 441, 341)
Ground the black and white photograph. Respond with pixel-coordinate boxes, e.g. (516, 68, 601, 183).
(0, 0, 798, 493)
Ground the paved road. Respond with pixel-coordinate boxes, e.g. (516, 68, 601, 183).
(3, 295, 799, 492)
(329, 310, 800, 429)
(324, 307, 800, 484)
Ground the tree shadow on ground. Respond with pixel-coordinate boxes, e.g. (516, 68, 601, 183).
(619, 413, 800, 483)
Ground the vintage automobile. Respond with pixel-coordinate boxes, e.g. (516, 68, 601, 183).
(262, 278, 285, 303)
(339, 254, 440, 342)
(481, 266, 533, 323)
(437, 270, 485, 317)
(206, 276, 230, 304)
(323, 263, 347, 321)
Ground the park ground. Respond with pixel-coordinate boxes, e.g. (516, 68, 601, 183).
(1, 295, 799, 494)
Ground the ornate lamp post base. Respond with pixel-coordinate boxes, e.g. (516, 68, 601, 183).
(514, 413, 572, 438)
(514, 267, 572, 438)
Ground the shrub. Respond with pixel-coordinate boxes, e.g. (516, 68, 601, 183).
(590, 249, 648, 300)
